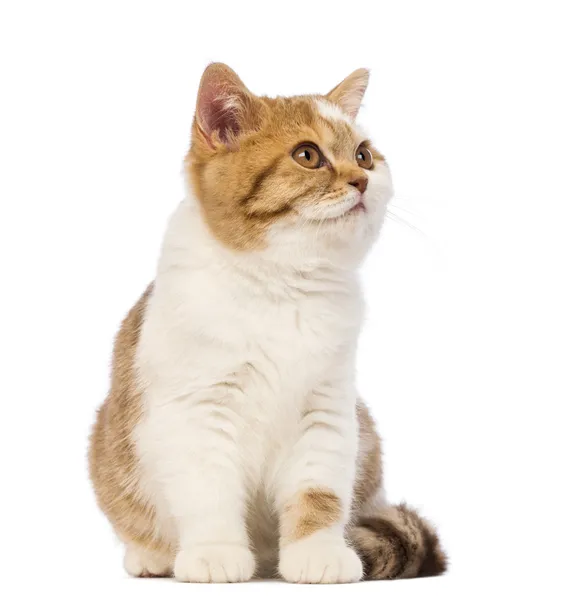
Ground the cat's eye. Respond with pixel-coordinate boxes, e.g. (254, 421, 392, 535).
(292, 144, 322, 169)
(356, 145, 374, 169)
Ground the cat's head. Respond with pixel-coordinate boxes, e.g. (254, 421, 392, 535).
(186, 63, 392, 268)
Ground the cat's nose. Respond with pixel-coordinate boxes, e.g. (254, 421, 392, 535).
(348, 177, 368, 195)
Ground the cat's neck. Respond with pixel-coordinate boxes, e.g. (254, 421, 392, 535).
(157, 196, 360, 299)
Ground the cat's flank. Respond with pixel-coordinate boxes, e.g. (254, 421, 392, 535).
(89, 63, 446, 583)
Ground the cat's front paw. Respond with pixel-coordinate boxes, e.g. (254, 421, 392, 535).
(174, 544, 255, 583)
(279, 538, 363, 584)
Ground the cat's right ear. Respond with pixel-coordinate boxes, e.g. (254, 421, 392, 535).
(194, 63, 259, 149)
(326, 68, 370, 120)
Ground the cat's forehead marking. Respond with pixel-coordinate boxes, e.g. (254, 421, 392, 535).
(314, 104, 357, 158)
(315, 99, 354, 126)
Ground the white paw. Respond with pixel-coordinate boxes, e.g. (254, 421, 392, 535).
(174, 544, 255, 583)
(124, 546, 171, 577)
(124, 547, 146, 577)
(279, 539, 363, 584)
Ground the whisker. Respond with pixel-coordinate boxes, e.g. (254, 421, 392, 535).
(386, 209, 428, 239)
(389, 202, 419, 218)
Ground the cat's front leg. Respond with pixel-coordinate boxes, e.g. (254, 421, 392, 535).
(276, 383, 363, 584)
(145, 396, 255, 583)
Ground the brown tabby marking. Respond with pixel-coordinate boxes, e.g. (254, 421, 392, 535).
(282, 488, 342, 544)
(353, 401, 383, 512)
(88, 284, 175, 563)
(349, 504, 447, 579)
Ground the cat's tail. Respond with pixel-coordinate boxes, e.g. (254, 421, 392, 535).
(348, 503, 447, 580)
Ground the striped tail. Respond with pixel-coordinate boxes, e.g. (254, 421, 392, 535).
(349, 503, 447, 580)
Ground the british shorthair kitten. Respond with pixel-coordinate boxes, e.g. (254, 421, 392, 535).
(89, 63, 446, 583)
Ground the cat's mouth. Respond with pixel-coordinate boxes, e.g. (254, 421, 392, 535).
(302, 195, 367, 223)
(348, 200, 366, 214)
(321, 199, 366, 222)
(329, 199, 366, 221)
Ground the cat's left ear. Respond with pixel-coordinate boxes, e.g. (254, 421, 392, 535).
(326, 68, 370, 120)
(194, 63, 260, 149)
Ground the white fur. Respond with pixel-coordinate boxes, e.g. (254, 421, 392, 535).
(316, 99, 354, 125)
(279, 532, 363, 583)
(124, 545, 170, 577)
(175, 544, 255, 583)
(133, 149, 393, 582)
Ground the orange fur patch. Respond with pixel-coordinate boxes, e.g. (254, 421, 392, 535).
(281, 488, 342, 543)
(88, 284, 175, 561)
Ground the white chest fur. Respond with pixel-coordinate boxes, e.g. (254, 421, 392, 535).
(133, 200, 364, 538)
(137, 200, 363, 406)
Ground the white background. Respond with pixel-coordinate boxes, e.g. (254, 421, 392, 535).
(1, 1, 560, 598)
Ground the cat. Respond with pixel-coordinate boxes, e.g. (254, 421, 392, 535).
(89, 63, 446, 583)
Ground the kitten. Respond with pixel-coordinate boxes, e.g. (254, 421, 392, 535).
(89, 63, 446, 583)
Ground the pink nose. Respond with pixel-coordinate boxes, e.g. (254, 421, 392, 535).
(349, 177, 368, 195)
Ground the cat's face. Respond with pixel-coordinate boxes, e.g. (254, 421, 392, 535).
(187, 63, 393, 268)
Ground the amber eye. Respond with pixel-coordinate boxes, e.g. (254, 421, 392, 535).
(292, 144, 322, 169)
(356, 145, 374, 169)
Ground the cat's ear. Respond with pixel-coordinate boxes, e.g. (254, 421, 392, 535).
(326, 68, 370, 120)
(194, 63, 259, 148)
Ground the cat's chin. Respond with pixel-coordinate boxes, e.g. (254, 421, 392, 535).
(263, 217, 377, 270)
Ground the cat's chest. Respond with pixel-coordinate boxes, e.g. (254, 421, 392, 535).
(212, 293, 359, 405)
(143, 272, 362, 400)
(213, 288, 359, 363)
